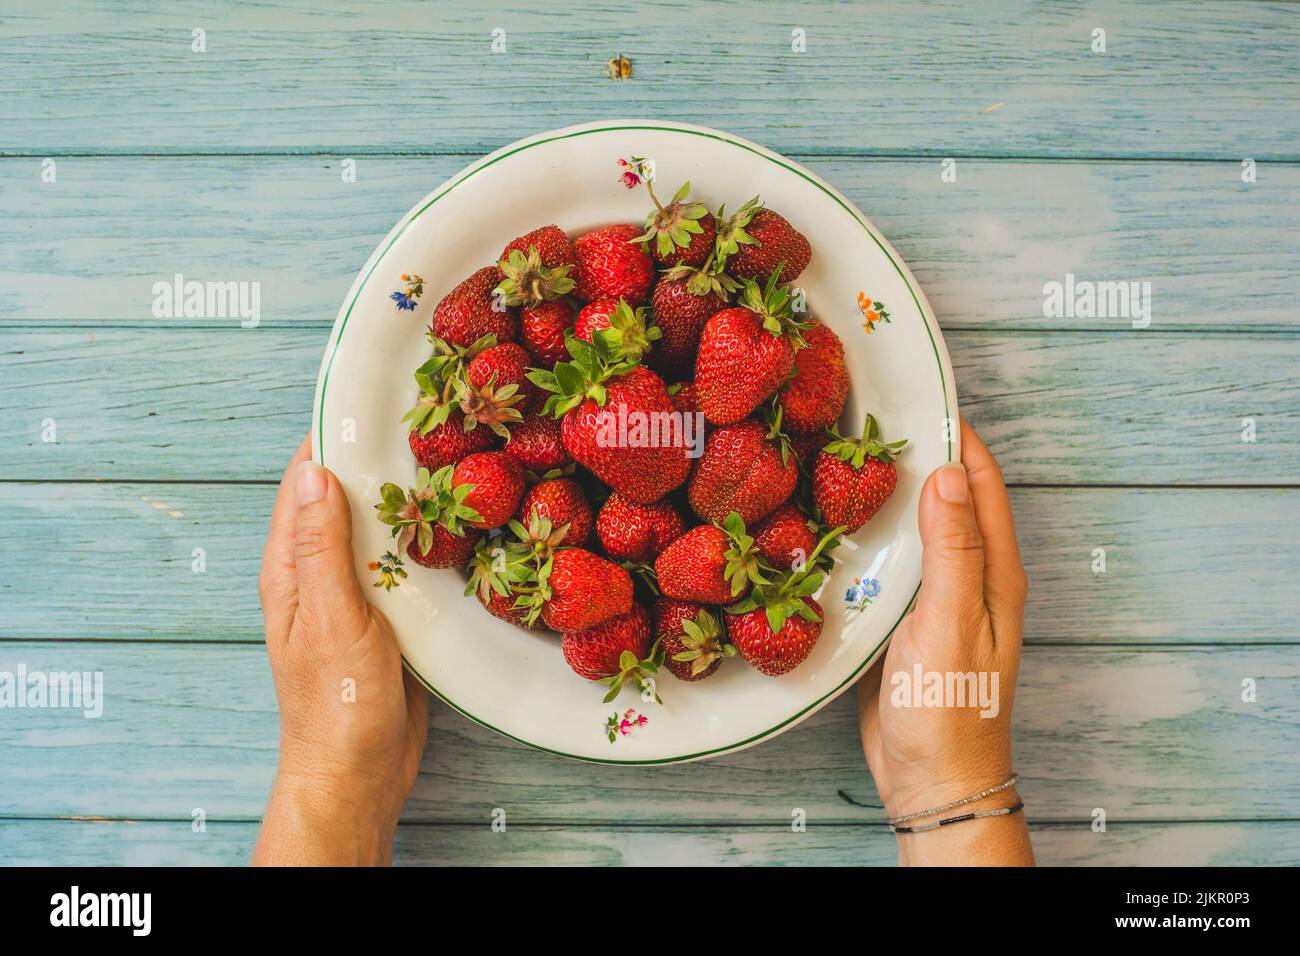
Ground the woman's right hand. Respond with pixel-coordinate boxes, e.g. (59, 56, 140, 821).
(857, 419, 1033, 865)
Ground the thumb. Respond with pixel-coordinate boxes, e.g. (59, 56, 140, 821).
(916, 462, 986, 623)
(293, 460, 367, 628)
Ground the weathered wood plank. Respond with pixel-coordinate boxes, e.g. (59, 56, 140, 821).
(3, 328, 1296, 483)
(0, 483, 1296, 643)
(1, 1, 1296, 160)
(1, 819, 1296, 867)
(1, 643, 1295, 822)
(1, 156, 1295, 329)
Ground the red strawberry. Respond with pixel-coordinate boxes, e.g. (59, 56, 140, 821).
(632, 180, 716, 267)
(812, 414, 907, 534)
(695, 273, 807, 425)
(532, 336, 691, 503)
(374, 466, 482, 569)
(688, 419, 797, 526)
(754, 504, 818, 570)
(520, 299, 576, 368)
(408, 524, 480, 569)
(728, 598, 823, 676)
(560, 604, 661, 701)
(780, 320, 848, 433)
(408, 413, 494, 471)
(596, 492, 686, 563)
(478, 587, 541, 630)
(654, 601, 735, 682)
(517, 477, 592, 546)
(574, 298, 618, 342)
(465, 340, 539, 418)
(503, 414, 571, 473)
(717, 201, 811, 285)
(539, 548, 634, 631)
(726, 514, 839, 674)
(495, 233, 576, 313)
(668, 381, 700, 417)
(451, 451, 525, 529)
(572, 224, 654, 305)
(562, 366, 690, 503)
(432, 266, 517, 347)
(466, 340, 532, 396)
(574, 298, 660, 362)
(497, 225, 576, 277)
(654, 516, 764, 605)
(649, 275, 726, 377)
(402, 337, 501, 468)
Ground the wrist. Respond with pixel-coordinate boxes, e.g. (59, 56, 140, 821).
(254, 771, 395, 866)
(891, 786, 1032, 867)
(878, 761, 1015, 821)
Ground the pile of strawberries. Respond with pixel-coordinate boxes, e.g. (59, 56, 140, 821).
(374, 167, 906, 703)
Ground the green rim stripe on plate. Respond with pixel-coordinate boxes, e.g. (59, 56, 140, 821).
(316, 123, 952, 764)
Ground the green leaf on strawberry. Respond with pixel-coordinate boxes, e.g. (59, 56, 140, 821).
(374, 465, 482, 554)
(494, 245, 575, 308)
(673, 609, 738, 677)
(726, 524, 844, 633)
(599, 639, 665, 704)
(823, 414, 908, 470)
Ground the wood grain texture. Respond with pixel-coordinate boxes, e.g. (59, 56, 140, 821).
(2, 0, 1296, 868)
(2, 819, 1296, 867)
(1, 483, 1297, 643)
(2, 642, 1295, 823)
(3, 328, 1297, 484)
(1, 156, 1294, 329)
(1, 1, 1297, 159)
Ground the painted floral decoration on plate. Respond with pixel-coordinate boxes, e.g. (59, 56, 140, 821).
(617, 156, 655, 188)
(370, 551, 407, 590)
(391, 274, 424, 311)
(858, 292, 891, 333)
(845, 576, 881, 613)
(605, 708, 649, 743)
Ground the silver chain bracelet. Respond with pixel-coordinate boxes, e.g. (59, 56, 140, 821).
(885, 774, 1020, 828)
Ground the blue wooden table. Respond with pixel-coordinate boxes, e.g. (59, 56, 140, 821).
(2, 0, 1298, 866)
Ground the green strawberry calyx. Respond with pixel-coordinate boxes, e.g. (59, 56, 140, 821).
(456, 371, 525, 440)
(375, 466, 482, 555)
(661, 246, 740, 299)
(510, 508, 574, 560)
(527, 328, 642, 417)
(621, 560, 661, 596)
(401, 332, 498, 435)
(600, 640, 666, 704)
(823, 414, 908, 470)
(672, 609, 738, 677)
(712, 195, 762, 272)
(600, 299, 662, 363)
(633, 180, 710, 259)
(514, 550, 557, 626)
(726, 525, 844, 633)
(736, 266, 811, 344)
(464, 534, 539, 607)
(494, 245, 576, 308)
(720, 511, 776, 597)
(759, 397, 797, 468)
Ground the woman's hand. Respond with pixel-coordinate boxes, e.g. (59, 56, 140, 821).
(253, 437, 428, 866)
(857, 419, 1033, 865)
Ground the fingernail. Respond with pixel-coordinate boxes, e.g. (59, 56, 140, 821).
(295, 460, 327, 505)
(936, 462, 968, 504)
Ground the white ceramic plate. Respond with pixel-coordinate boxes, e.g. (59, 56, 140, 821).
(313, 120, 957, 764)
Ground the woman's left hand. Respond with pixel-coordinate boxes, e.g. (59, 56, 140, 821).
(253, 437, 428, 866)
